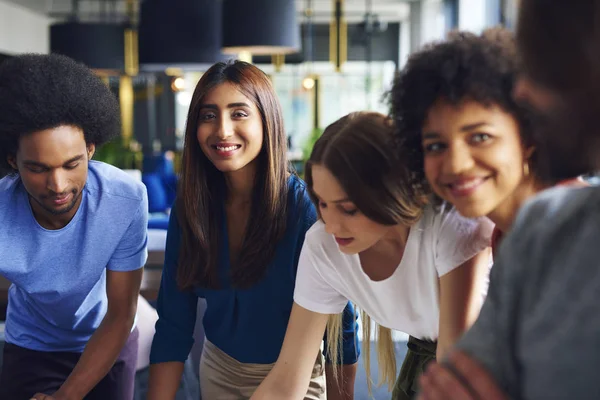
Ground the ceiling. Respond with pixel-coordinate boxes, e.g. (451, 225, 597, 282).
(0, 0, 410, 23)
(1, 0, 51, 15)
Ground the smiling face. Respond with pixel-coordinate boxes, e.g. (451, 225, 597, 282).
(196, 82, 264, 174)
(8, 125, 94, 228)
(311, 164, 395, 255)
(421, 99, 531, 219)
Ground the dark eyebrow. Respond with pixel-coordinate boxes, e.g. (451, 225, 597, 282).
(23, 154, 85, 168)
(332, 198, 352, 204)
(460, 122, 489, 132)
(199, 104, 218, 110)
(227, 102, 251, 108)
(199, 102, 251, 110)
(422, 132, 440, 140)
(422, 122, 490, 140)
(314, 193, 352, 204)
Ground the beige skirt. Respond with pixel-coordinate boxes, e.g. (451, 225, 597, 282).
(200, 339, 327, 399)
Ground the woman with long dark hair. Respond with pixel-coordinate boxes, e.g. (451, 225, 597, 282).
(147, 60, 358, 399)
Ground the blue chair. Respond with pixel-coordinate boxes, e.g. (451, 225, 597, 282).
(142, 172, 177, 230)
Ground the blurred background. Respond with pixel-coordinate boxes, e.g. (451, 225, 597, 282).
(0, 0, 521, 177)
(0, 1, 520, 398)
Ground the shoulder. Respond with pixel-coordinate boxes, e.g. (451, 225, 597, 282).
(296, 220, 352, 291)
(86, 161, 147, 204)
(287, 174, 317, 226)
(490, 186, 600, 301)
(429, 203, 494, 243)
(432, 203, 492, 232)
(420, 204, 493, 274)
(288, 174, 311, 205)
(0, 174, 22, 219)
(167, 204, 182, 233)
(304, 220, 344, 265)
(305, 219, 330, 244)
(0, 174, 21, 201)
(511, 186, 600, 249)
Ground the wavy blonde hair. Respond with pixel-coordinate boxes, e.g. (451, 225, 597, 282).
(326, 310, 397, 393)
(305, 112, 427, 392)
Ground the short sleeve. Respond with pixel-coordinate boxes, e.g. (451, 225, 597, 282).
(107, 194, 148, 271)
(434, 206, 493, 277)
(293, 232, 349, 315)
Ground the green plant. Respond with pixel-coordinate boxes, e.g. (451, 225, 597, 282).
(302, 127, 324, 161)
(296, 127, 323, 178)
(93, 137, 143, 170)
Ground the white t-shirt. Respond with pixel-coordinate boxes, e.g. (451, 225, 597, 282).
(293, 204, 494, 341)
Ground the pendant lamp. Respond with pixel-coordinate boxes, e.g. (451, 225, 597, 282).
(50, 22, 125, 72)
(222, 0, 301, 55)
(139, 0, 228, 71)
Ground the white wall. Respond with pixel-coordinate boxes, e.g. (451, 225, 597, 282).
(459, 0, 488, 33)
(0, 1, 51, 54)
(409, 0, 446, 53)
(420, 0, 446, 44)
(399, 19, 410, 68)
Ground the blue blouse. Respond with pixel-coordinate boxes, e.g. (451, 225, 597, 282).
(150, 175, 359, 365)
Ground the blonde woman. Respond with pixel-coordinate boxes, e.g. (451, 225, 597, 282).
(251, 112, 493, 400)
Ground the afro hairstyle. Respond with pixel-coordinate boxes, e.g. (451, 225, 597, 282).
(389, 27, 536, 193)
(0, 53, 120, 173)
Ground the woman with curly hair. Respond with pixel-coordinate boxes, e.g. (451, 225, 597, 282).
(413, 2, 600, 398)
(390, 27, 585, 255)
(0, 54, 147, 399)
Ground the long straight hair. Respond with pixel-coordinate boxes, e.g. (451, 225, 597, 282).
(176, 60, 289, 290)
(327, 312, 397, 394)
(305, 112, 427, 392)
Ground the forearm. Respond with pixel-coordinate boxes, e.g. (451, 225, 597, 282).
(252, 304, 330, 400)
(438, 250, 491, 361)
(436, 337, 454, 361)
(147, 362, 185, 400)
(251, 367, 308, 400)
(325, 363, 357, 400)
(437, 304, 478, 361)
(55, 313, 135, 400)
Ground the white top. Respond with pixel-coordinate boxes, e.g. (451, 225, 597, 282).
(294, 205, 494, 340)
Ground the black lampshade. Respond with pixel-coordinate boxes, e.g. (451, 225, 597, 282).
(0, 53, 11, 65)
(50, 22, 125, 71)
(222, 0, 301, 55)
(139, 0, 229, 71)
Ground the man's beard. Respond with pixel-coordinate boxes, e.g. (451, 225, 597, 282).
(36, 189, 81, 216)
(524, 101, 600, 184)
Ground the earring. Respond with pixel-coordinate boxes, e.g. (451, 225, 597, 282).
(523, 162, 530, 177)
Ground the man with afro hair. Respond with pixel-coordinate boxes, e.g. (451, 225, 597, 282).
(0, 54, 147, 400)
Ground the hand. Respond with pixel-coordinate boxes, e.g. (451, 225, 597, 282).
(418, 351, 508, 400)
(31, 389, 75, 400)
(30, 394, 57, 400)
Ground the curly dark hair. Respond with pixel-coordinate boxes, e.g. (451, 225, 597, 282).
(0, 53, 120, 173)
(389, 27, 536, 193)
